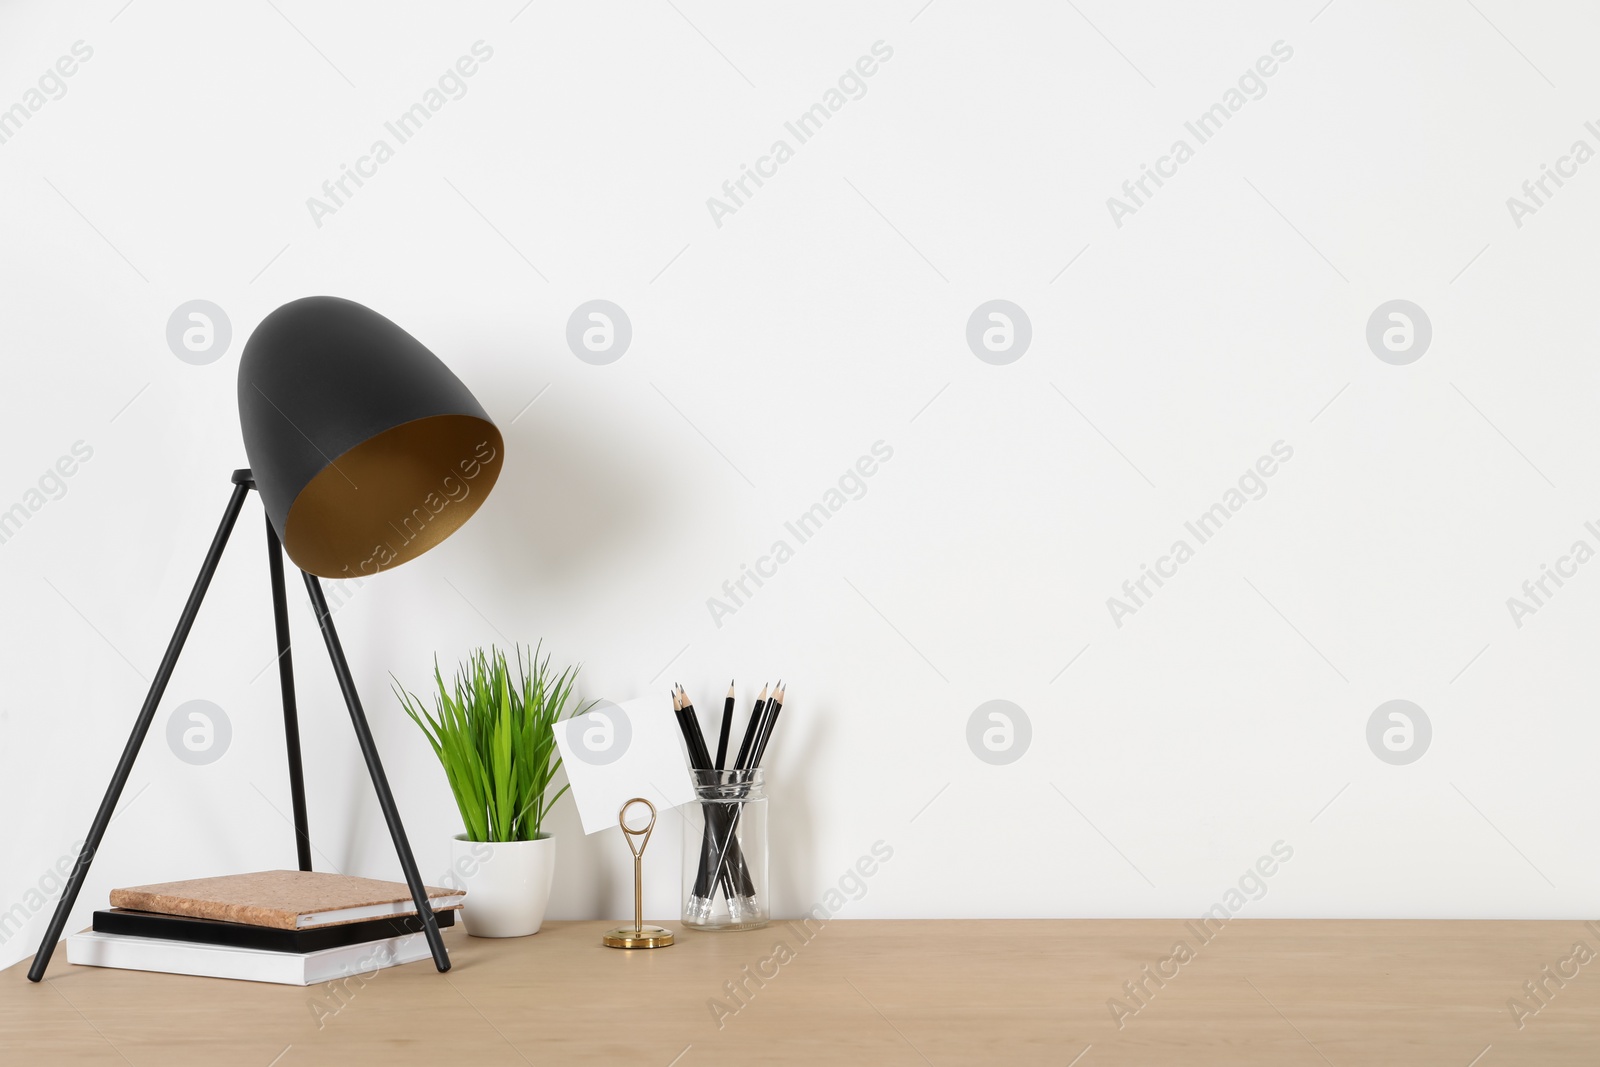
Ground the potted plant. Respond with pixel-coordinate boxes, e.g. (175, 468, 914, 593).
(397, 644, 590, 937)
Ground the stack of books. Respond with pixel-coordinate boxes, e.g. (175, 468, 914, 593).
(66, 870, 463, 986)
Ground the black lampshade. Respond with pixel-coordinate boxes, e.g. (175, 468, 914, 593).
(237, 296, 504, 579)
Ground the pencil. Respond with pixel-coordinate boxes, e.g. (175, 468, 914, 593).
(745, 679, 780, 767)
(677, 685, 753, 901)
(680, 683, 752, 894)
(675, 683, 714, 769)
(722, 681, 773, 901)
(670, 688, 691, 758)
(674, 689, 723, 900)
(752, 682, 786, 768)
(732, 683, 768, 771)
(670, 688, 711, 770)
(715, 680, 735, 769)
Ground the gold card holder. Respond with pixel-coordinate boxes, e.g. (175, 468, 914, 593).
(603, 798, 675, 949)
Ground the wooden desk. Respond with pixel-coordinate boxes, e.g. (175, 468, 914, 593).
(4, 920, 1597, 1064)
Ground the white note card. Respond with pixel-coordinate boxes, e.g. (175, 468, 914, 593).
(555, 696, 697, 835)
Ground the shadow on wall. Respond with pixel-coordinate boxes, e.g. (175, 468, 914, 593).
(366, 356, 679, 916)
(769, 706, 821, 918)
(543, 792, 616, 921)
(476, 378, 674, 590)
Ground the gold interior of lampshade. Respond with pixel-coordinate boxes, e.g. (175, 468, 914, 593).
(282, 414, 505, 579)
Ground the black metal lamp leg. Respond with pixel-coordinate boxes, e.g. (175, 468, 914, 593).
(302, 573, 450, 973)
(26, 480, 253, 982)
(265, 516, 313, 872)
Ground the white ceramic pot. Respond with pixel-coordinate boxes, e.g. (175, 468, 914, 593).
(450, 834, 556, 937)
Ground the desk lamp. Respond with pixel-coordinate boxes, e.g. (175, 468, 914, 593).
(28, 296, 503, 980)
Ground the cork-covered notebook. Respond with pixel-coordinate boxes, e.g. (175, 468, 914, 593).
(109, 871, 464, 930)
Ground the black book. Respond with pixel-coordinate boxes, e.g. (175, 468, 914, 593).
(91, 907, 456, 954)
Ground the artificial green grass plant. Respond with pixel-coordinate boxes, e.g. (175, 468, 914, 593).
(396, 644, 590, 843)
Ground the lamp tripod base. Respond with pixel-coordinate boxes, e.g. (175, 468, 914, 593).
(603, 925, 675, 949)
(25, 471, 450, 981)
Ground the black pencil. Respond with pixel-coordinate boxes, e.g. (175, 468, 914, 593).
(678, 685, 752, 900)
(669, 688, 692, 759)
(732, 683, 768, 771)
(752, 682, 786, 767)
(723, 680, 774, 900)
(670, 688, 711, 771)
(746, 678, 781, 767)
(674, 688, 723, 900)
(715, 680, 735, 769)
(674, 684, 714, 769)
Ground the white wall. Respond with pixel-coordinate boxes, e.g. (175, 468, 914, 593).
(3, 0, 1597, 969)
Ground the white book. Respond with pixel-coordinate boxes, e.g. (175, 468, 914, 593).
(66, 929, 434, 986)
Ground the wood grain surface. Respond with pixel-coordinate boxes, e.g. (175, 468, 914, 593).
(5, 919, 1598, 1065)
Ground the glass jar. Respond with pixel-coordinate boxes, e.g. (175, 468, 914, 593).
(682, 769, 768, 930)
